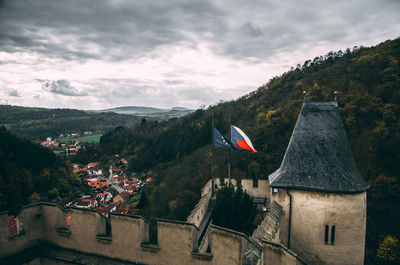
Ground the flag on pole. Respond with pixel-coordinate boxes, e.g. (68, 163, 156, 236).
(213, 127, 240, 150)
(231, 125, 257, 152)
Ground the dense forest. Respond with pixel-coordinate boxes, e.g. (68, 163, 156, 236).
(0, 105, 143, 140)
(75, 38, 400, 263)
(0, 127, 84, 214)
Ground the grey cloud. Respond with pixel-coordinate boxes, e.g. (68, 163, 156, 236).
(164, 80, 184, 85)
(0, 0, 225, 61)
(81, 78, 224, 108)
(37, 79, 87, 96)
(242, 23, 263, 37)
(8, 89, 22, 97)
(1, 0, 399, 63)
(178, 87, 217, 102)
(212, 0, 400, 60)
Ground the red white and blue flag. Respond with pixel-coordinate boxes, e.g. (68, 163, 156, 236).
(231, 125, 257, 153)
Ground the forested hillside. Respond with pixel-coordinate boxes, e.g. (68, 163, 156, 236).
(0, 105, 142, 140)
(78, 38, 400, 263)
(0, 127, 83, 213)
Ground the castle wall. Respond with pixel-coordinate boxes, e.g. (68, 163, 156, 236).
(272, 189, 366, 265)
(210, 225, 248, 265)
(270, 188, 290, 246)
(262, 241, 306, 265)
(241, 179, 269, 199)
(1, 203, 253, 265)
(0, 204, 42, 257)
(187, 180, 212, 227)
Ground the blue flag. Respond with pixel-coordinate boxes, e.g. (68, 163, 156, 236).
(213, 127, 240, 150)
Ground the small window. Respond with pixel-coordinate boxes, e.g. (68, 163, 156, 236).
(253, 178, 258, 188)
(324, 225, 329, 244)
(105, 218, 112, 236)
(331, 225, 335, 245)
(273, 188, 278, 193)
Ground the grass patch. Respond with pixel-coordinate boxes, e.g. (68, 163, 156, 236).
(64, 134, 102, 143)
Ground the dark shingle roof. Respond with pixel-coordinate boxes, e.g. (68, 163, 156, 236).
(269, 101, 368, 193)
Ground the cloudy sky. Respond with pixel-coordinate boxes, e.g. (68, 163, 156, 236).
(0, 0, 399, 110)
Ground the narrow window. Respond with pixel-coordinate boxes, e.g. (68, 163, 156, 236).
(253, 178, 258, 188)
(331, 225, 336, 244)
(324, 225, 329, 244)
(105, 218, 112, 236)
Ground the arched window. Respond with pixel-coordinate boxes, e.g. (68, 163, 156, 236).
(331, 225, 336, 245)
(324, 225, 329, 244)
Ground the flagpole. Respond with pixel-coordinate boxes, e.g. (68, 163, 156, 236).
(211, 113, 215, 196)
(228, 119, 231, 185)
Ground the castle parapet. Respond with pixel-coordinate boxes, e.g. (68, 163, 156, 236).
(1, 203, 257, 265)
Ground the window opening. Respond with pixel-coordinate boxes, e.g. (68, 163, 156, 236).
(105, 217, 112, 236)
(331, 225, 335, 244)
(324, 225, 329, 244)
(252, 178, 258, 188)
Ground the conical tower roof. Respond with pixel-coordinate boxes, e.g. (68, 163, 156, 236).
(269, 101, 368, 193)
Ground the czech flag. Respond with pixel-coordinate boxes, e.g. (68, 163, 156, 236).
(231, 125, 257, 153)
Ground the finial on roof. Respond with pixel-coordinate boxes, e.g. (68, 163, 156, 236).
(334, 91, 338, 106)
(303, 91, 307, 102)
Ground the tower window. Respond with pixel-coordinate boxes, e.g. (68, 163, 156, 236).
(324, 225, 329, 244)
(331, 225, 336, 245)
(252, 178, 258, 188)
(325, 224, 336, 245)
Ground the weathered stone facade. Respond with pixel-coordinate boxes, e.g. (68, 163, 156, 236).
(268, 101, 368, 265)
(1, 203, 301, 265)
(271, 189, 366, 265)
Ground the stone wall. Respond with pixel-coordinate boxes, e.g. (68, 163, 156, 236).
(187, 180, 213, 227)
(241, 179, 269, 199)
(1, 203, 255, 265)
(271, 189, 366, 265)
(0, 204, 42, 257)
(262, 241, 306, 265)
(214, 178, 269, 200)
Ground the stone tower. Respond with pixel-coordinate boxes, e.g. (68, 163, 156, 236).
(268, 101, 369, 265)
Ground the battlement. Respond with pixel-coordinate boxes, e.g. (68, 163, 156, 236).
(0, 203, 248, 264)
(0, 202, 303, 265)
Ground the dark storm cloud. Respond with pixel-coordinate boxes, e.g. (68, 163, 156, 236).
(8, 89, 22, 97)
(211, 0, 400, 60)
(0, 0, 399, 62)
(0, 0, 226, 61)
(37, 79, 87, 96)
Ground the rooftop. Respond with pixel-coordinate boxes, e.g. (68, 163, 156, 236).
(269, 101, 368, 193)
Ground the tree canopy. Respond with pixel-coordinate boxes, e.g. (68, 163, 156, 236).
(0, 127, 84, 213)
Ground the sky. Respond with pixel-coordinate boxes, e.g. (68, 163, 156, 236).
(0, 0, 399, 110)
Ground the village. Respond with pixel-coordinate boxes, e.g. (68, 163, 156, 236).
(8, 157, 152, 238)
(39, 133, 151, 217)
(69, 159, 152, 216)
(40, 131, 102, 156)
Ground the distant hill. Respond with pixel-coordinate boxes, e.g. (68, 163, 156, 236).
(84, 38, 400, 264)
(0, 105, 143, 140)
(0, 105, 194, 140)
(89, 106, 194, 119)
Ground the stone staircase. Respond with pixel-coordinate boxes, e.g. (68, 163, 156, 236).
(243, 201, 282, 265)
(207, 198, 216, 213)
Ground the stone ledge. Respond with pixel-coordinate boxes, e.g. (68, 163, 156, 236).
(56, 227, 71, 237)
(191, 251, 213, 260)
(140, 243, 160, 252)
(96, 234, 112, 244)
